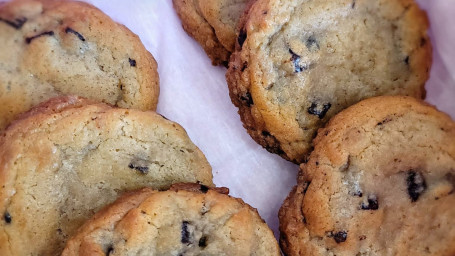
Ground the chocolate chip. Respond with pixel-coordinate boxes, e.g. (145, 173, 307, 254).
(238, 28, 247, 47)
(305, 36, 319, 51)
(240, 92, 253, 106)
(353, 190, 363, 197)
(289, 49, 308, 73)
(308, 102, 331, 119)
(262, 131, 271, 137)
(181, 221, 191, 244)
(361, 195, 379, 210)
(404, 56, 410, 65)
(359, 235, 366, 241)
(407, 171, 426, 202)
(289, 49, 300, 64)
(25, 31, 54, 44)
(128, 160, 149, 174)
(333, 231, 347, 243)
(106, 246, 114, 255)
(4, 212, 11, 224)
(65, 27, 85, 41)
(0, 17, 27, 29)
(377, 117, 392, 126)
(198, 236, 207, 247)
(200, 184, 209, 193)
(351, 0, 356, 8)
(128, 58, 136, 67)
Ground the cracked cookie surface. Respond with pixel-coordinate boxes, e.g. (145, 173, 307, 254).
(279, 96, 455, 255)
(0, 0, 159, 130)
(173, 0, 250, 65)
(63, 183, 280, 256)
(226, 0, 432, 163)
(0, 96, 213, 256)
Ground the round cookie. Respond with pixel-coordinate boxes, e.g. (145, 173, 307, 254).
(62, 183, 281, 256)
(226, 0, 432, 163)
(0, 96, 213, 256)
(173, 0, 251, 66)
(0, 0, 159, 130)
(279, 96, 455, 255)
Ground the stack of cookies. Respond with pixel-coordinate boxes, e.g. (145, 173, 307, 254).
(0, 0, 280, 255)
(175, 0, 455, 255)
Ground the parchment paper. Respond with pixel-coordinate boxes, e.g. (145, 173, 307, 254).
(84, 0, 455, 237)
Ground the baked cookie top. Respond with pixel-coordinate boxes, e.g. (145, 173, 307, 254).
(279, 96, 455, 255)
(0, 96, 213, 255)
(226, 0, 432, 163)
(63, 183, 280, 256)
(173, 0, 250, 65)
(0, 0, 159, 130)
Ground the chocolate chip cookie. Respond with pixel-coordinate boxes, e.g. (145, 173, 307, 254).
(226, 0, 432, 163)
(0, 96, 213, 255)
(0, 0, 159, 130)
(63, 183, 280, 256)
(279, 96, 455, 255)
(173, 0, 251, 65)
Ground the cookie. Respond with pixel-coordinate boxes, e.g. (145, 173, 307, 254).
(279, 96, 455, 255)
(0, 0, 159, 130)
(62, 183, 281, 256)
(173, 0, 251, 65)
(0, 96, 213, 255)
(226, 0, 432, 163)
